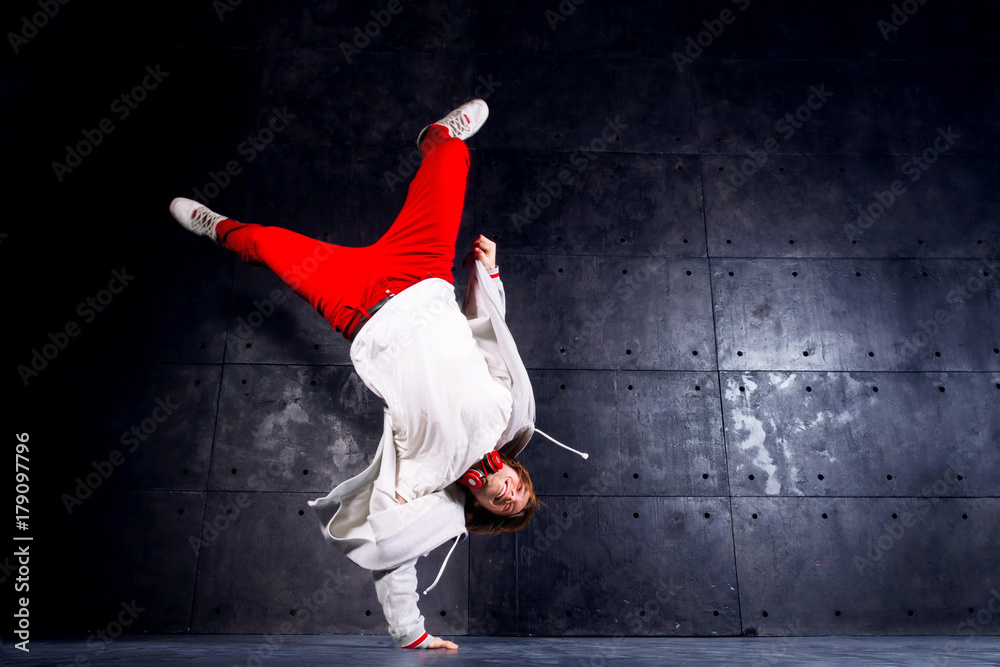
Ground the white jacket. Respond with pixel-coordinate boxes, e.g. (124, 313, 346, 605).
(307, 258, 536, 648)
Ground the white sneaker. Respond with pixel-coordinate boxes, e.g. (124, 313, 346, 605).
(416, 98, 489, 147)
(169, 197, 227, 243)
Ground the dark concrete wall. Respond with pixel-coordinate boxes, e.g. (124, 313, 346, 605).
(5, 0, 998, 646)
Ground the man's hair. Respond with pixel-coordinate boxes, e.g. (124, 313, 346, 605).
(464, 450, 543, 535)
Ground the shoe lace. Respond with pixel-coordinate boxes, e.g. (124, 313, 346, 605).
(441, 112, 471, 138)
(190, 207, 221, 236)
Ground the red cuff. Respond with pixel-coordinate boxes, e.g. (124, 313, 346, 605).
(489, 269, 500, 279)
(402, 632, 429, 649)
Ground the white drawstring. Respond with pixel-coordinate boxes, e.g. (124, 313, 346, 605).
(422, 429, 585, 595)
(422, 534, 461, 596)
(534, 427, 589, 459)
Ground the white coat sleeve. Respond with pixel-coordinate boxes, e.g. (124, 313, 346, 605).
(372, 557, 432, 649)
(491, 270, 507, 315)
(462, 260, 507, 320)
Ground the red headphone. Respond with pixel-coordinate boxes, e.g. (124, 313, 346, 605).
(458, 451, 503, 490)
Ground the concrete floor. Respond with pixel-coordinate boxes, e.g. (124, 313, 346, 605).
(3, 635, 1000, 666)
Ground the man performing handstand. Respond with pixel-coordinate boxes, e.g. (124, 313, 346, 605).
(169, 99, 587, 650)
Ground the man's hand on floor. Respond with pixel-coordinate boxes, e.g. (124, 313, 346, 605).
(425, 635, 458, 649)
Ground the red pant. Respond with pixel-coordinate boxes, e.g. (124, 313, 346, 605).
(216, 125, 468, 340)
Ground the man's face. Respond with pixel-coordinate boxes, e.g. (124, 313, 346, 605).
(470, 464, 529, 516)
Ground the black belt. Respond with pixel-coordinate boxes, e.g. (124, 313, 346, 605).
(348, 292, 394, 342)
